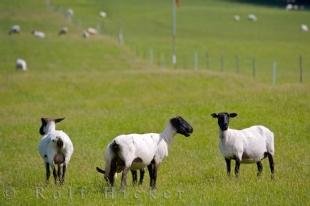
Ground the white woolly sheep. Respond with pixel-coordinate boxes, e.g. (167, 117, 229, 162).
(58, 27, 68, 35)
(87, 27, 97, 35)
(32, 30, 45, 39)
(248, 14, 257, 22)
(99, 11, 107, 18)
(211, 112, 275, 178)
(38, 117, 74, 184)
(82, 31, 90, 38)
(234, 15, 240, 21)
(96, 116, 193, 190)
(9, 25, 21, 35)
(66, 8, 74, 17)
(16, 58, 27, 71)
(301, 24, 309, 32)
(286, 4, 293, 11)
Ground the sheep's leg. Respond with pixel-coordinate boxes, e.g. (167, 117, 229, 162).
(234, 159, 240, 177)
(225, 158, 231, 176)
(131, 170, 138, 185)
(57, 164, 61, 183)
(256, 161, 263, 176)
(147, 160, 157, 189)
(60, 164, 66, 184)
(45, 162, 50, 183)
(139, 168, 145, 185)
(147, 163, 154, 188)
(121, 167, 129, 190)
(108, 158, 117, 186)
(52, 166, 57, 184)
(267, 153, 275, 179)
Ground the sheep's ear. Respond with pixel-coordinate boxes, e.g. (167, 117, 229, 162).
(211, 113, 218, 118)
(41, 118, 48, 124)
(229, 113, 238, 118)
(55, 117, 65, 123)
(96, 167, 105, 174)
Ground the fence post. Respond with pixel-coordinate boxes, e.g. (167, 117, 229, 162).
(252, 57, 256, 79)
(149, 48, 154, 65)
(272, 61, 277, 85)
(220, 55, 224, 71)
(194, 51, 198, 70)
(118, 28, 124, 45)
(206, 52, 209, 69)
(235, 55, 239, 73)
(299, 55, 303, 83)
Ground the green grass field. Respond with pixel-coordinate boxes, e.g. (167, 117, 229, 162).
(0, 0, 309, 205)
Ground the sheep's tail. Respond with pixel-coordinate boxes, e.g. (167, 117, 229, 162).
(96, 167, 105, 174)
(266, 130, 275, 156)
(110, 140, 120, 154)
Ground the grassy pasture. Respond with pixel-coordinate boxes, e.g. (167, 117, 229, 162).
(0, 0, 309, 205)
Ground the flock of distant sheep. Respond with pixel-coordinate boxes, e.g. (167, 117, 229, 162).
(10, 8, 107, 71)
(38, 114, 275, 190)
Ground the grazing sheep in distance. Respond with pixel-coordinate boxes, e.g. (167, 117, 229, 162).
(248, 14, 257, 22)
(66, 8, 74, 18)
(16, 58, 27, 71)
(286, 4, 293, 11)
(99, 11, 107, 18)
(301, 24, 309, 32)
(87, 27, 97, 35)
(32, 30, 45, 39)
(233, 15, 240, 21)
(96, 116, 193, 190)
(58, 27, 68, 35)
(211, 112, 275, 179)
(9, 25, 21, 35)
(38, 118, 74, 184)
(82, 31, 90, 38)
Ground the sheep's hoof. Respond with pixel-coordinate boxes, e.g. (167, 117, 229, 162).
(271, 174, 275, 180)
(257, 173, 262, 177)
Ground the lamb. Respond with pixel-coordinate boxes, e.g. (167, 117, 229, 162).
(66, 8, 74, 18)
(96, 116, 193, 190)
(38, 117, 74, 184)
(211, 112, 275, 178)
(99, 11, 107, 18)
(82, 31, 90, 38)
(9, 25, 21, 35)
(233, 15, 240, 21)
(248, 14, 257, 22)
(16, 58, 27, 71)
(87, 27, 97, 35)
(301, 24, 309, 32)
(58, 27, 68, 35)
(32, 30, 45, 39)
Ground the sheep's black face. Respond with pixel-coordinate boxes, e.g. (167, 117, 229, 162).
(211, 112, 238, 131)
(170, 116, 193, 137)
(39, 117, 65, 135)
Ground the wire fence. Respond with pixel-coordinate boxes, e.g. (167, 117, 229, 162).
(46, 1, 308, 85)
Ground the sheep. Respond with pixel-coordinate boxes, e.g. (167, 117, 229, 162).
(286, 4, 293, 11)
(211, 112, 275, 179)
(66, 8, 74, 18)
(9, 25, 21, 35)
(82, 31, 90, 38)
(233, 15, 240, 21)
(32, 30, 45, 39)
(38, 117, 74, 184)
(16, 58, 27, 71)
(99, 11, 107, 18)
(248, 14, 257, 22)
(96, 116, 193, 190)
(301, 24, 309, 32)
(58, 27, 68, 35)
(87, 27, 97, 35)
